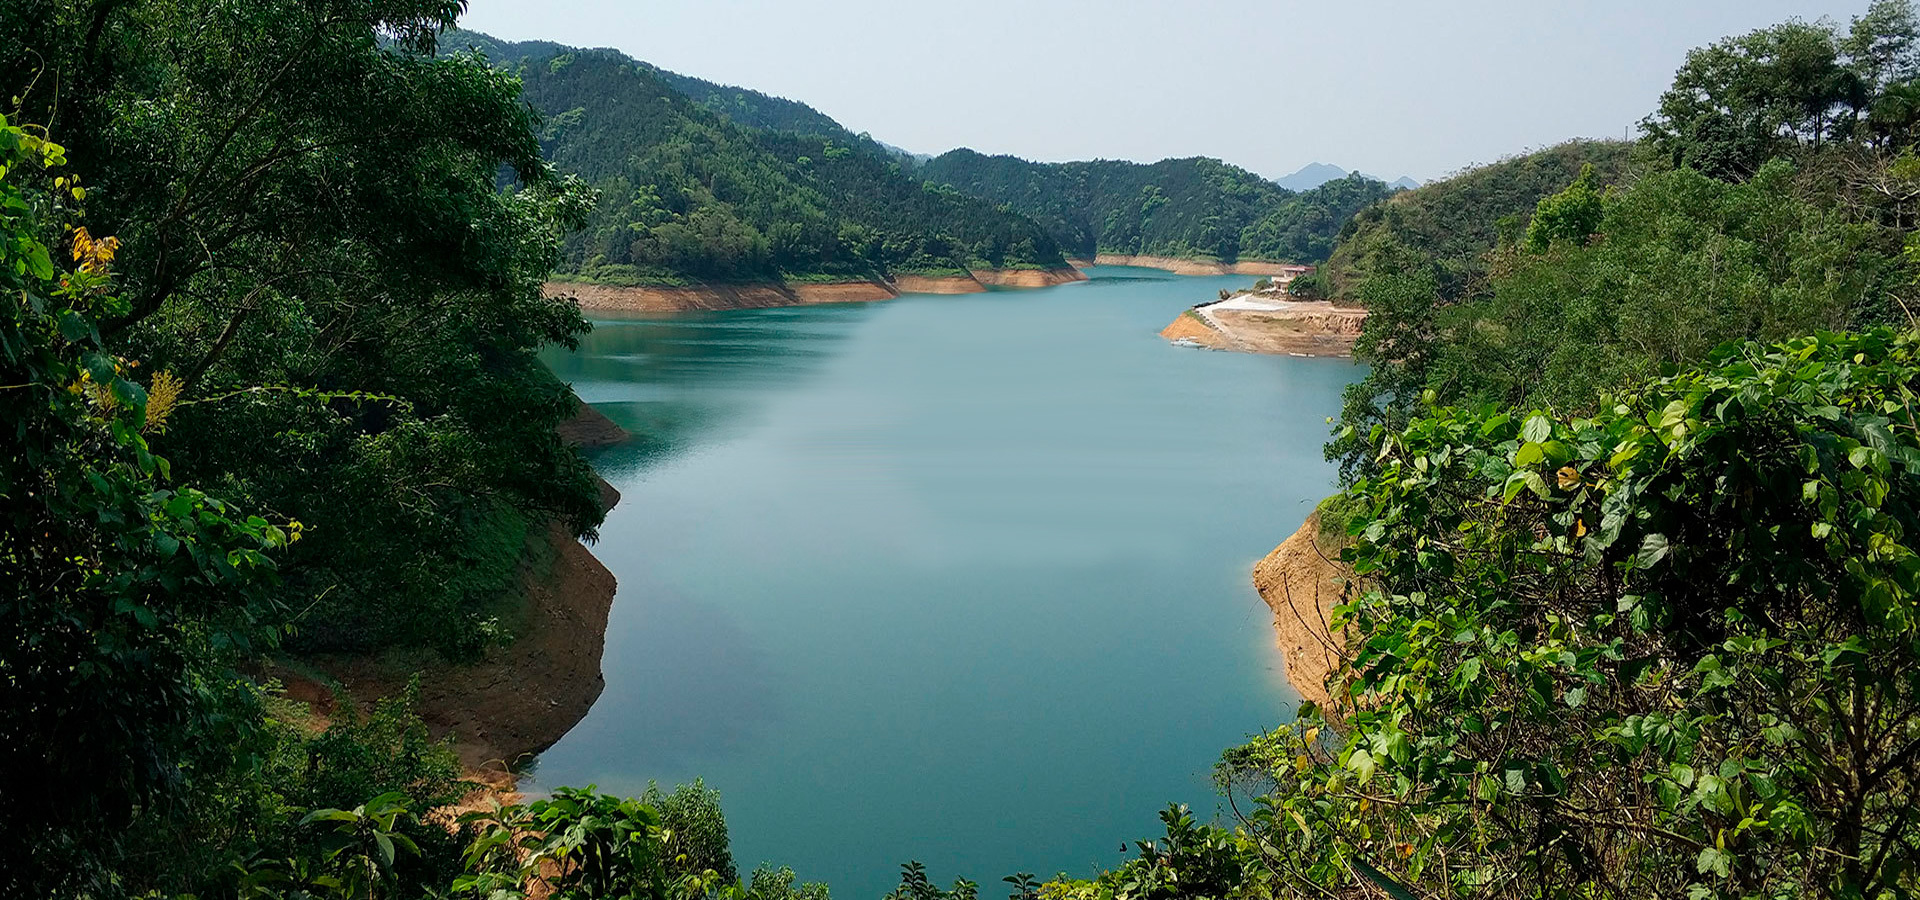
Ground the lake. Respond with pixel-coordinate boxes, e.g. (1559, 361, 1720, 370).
(536, 267, 1357, 899)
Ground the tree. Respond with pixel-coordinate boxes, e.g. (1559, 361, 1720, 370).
(2, 0, 607, 655)
(1332, 157, 1905, 476)
(1523, 164, 1605, 251)
(1845, 0, 1920, 93)
(0, 113, 291, 894)
(1642, 5, 1920, 177)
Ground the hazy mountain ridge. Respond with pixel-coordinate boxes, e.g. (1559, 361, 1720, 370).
(1279, 162, 1421, 192)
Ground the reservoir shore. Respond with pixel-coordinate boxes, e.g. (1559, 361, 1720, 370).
(280, 401, 631, 794)
(549, 266, 1087, 312)
(1159, 297, 1367, 357)
(546, 255, 1314, 313)
(1251, 512, 1350, 711)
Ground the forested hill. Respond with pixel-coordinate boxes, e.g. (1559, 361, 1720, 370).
(919, 149, 1396, 264)
(1309, 139, 1636, 301)
(441, 29, 852, 139)
(436, 32, 1066, 283)
(442, 28, 1385, 273)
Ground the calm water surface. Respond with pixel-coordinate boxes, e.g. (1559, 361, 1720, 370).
(536, 267, 1357, 898)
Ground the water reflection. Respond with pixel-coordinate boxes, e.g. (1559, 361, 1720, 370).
(536, 582, 781, 781)
(547, 304, 877, 478)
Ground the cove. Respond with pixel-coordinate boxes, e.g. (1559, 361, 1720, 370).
(535, 267, 1358, 899)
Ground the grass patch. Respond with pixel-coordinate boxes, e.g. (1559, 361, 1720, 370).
(1314, 493, 1364, 548)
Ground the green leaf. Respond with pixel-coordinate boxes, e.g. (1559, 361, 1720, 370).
(1504, 766, 1528, 795)
(1347, 748, 1378, 783)
(1696, 847, 1733, 878)
(1523, 470, 1550, 499)
(24, 242, 51, 280)
(300, 809, 359, 825)
(57, 310, 93, 343)
(1636, 533, 1670, 568)
(82, 351, 118, 386)
(1349, 855, 1420, 900)
(1522, 414, 1552, 444)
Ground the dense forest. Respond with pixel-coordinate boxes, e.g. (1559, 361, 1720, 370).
(440, 33, 1068, 284)
(442, 28, 857, 141)
(10, 0, 1920, 898)
(918, 149, 1397, 264)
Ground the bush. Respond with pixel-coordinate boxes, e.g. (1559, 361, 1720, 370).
(1231, 329, 1920, 898)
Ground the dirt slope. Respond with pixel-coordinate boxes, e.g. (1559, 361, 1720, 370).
(1251, 512, 1352, 711)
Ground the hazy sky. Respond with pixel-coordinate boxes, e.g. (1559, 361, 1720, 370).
(460, 0, 1877, 182)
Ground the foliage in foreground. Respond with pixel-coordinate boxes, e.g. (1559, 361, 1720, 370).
(0, 111, 289, 893)
(1333, 154, 1907, 477)
(2, 0, 607, 658)
(1332, 1, 1920, 480)
(1221, 330, 1920, 898)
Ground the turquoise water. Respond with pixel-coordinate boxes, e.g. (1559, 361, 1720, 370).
(536, 268, 1357, 899)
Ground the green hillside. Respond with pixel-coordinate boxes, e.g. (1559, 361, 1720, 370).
(919, 149, 1396, 264)
(1312, 140, 1636, 301)
(442, 28, 853, 139)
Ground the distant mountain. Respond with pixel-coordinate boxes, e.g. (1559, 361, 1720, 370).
(437, 27, 1396, 272)
(876, 141, 931, 166)
(1276, 162, 1352, 191)
(920, 151, 1395, 264)
(1279, 162, 1421, 192)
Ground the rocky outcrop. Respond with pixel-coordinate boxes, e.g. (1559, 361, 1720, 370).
(1089, 253, 1300, 276)
(557, 401, 630, 449)
(1251, 512, 1351, 711)
(547, 280, 897, 313)
(1160, 296, 1367, 357)
(1159, 310, 1231, 348)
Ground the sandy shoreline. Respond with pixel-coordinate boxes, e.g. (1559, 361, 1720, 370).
(1087, 253, 1303, 277)
(548, 267, 1086, 312)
